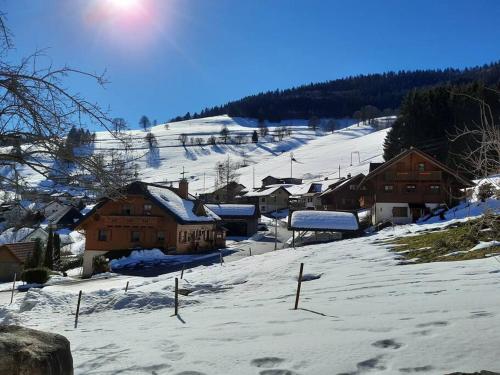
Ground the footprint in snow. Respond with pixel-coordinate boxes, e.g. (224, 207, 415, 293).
(251, 357, 286, 368)
(372, 339, 403, 349)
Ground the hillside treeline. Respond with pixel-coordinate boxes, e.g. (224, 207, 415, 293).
(172, 62, 500, 122)
(383, 81, 500, 178)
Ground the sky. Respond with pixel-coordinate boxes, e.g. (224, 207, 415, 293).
(2, 0, 500, 129)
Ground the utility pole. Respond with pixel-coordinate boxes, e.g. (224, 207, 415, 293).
(272, 194, 278, 250)
(338, 165, 341, 179)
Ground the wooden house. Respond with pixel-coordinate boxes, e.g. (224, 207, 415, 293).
(0, 242, 36, 281)
(240, 186, 291, 214)
(46, 206, 83, 230)
(76, 180, 225, 277)
(199, 182, 247, 203)
(358, 148, 474, 225)
(319, 173, 365, 211)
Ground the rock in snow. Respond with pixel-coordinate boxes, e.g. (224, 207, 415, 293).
(0, 325, 73, 375)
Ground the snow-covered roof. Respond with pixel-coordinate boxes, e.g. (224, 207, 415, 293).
(0, 227, 35, 245)
(244, 186, 290, 197)
(205, 204, 256, 217)
(147, 185, 215, 223)
(290, 210, 359, 231)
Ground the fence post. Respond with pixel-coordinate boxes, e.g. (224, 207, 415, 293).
(180, 266, 184, 279)
(174, 278, 179, 316)
(9, 273, 16, 305)
(74, 290, 82, 328)
(294, 263, 304, 310)
(219, 252, 224, 266)
(125, 281, 129, 293)
(249, 248, 252, 256)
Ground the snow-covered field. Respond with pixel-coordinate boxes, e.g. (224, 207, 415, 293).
(2, 215, 500, 374)
(3, 115, 388, 195)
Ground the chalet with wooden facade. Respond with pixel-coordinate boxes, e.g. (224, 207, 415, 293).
(319, 173, 365, 211)
(77, 180, 225, 277)
(359, 148, 474, 225)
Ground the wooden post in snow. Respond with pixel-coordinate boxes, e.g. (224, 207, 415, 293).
(74, 290, 82, 328)
(220, 252, 224, 266)
(180, 266, 185, 279)
(292, 230, 295, 249)
(9, 273, 16, 305)
(249, 248, 252, 256)
(294, 263, 304, 310)
(125, 281, 129, 293)
(174, 277, 179, 316)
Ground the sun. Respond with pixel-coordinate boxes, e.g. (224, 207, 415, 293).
(107, 0, 140, 11)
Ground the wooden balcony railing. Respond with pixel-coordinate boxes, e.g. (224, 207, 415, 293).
(384, 171, 442, 181)
(100, 215, 161, 227)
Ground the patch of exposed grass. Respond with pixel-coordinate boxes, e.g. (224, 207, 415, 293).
(386, 213, 499, 264)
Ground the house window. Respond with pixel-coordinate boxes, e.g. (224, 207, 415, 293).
(131, 231, 141, 242)
(183, 231, 187, 242)
(144, 204, 152, 215)
(98, 229, 108, 241)
(157, 231, 165, 242)
(349, 185, 357, 191)
(384, 185, 393, 192)
(406, 184, 417, 193)
(417, 163, 425, 172)
(261, 197, 266, 203)
(122, 204, 133, 216)
(430, 185, 440, 193)
(393, 207, 408, 217)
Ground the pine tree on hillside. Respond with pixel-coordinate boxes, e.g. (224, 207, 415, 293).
(44, 228, 54, 270)
(220, 125, 230, 144)
(139, 115, 151, 131)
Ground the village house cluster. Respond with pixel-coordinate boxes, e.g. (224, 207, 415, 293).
(0, 147, 473, 279)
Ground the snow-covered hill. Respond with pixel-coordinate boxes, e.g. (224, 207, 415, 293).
(6, 115, 391, 195)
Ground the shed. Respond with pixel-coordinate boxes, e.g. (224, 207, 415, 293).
(205, 204, 259, 236)
(289, 210, 361, 247)
(0, 242, 36, 281)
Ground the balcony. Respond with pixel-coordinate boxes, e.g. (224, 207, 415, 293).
(384, 171, 442, 181)
(100, 215, 161, 227)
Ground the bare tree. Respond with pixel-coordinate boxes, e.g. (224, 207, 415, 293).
(178, 133, 188, 146)
(308, 116, 320, 131)
(139, 115, 151, 131)
(112, 118, 127, 134)
(451, 93, 500, 184)
(0, 13, 129, 197)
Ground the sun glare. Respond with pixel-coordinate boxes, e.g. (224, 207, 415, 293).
(108, 0, 140, 11)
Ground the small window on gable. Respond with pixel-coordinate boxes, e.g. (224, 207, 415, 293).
(417, 163, 425, 172)
(430, 185, 440, 193)
(131, 231, 140, 242)
(406, 184, 417, 193)
(98, 229, 108, 241)
(349, 185, 357, 191)
(384, 185, 393, 192)
(144, 204, 152, 215)
(261, 197, 266, 203)
(157, 231, 165, 242)
(122, 205, 132, 216)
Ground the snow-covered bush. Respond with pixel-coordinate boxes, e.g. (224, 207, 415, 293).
(477, 182, 497, 202)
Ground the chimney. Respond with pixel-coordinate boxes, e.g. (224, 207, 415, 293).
(179, 179, 189, 199)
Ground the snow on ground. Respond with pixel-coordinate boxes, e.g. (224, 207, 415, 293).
(4, 115, 386, 195)
(2, 215, 500, 374)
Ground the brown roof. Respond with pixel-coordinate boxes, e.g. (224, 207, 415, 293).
(0, 242, 36, 264)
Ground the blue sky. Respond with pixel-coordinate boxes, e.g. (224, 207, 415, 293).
(3, 0, 500, 129)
